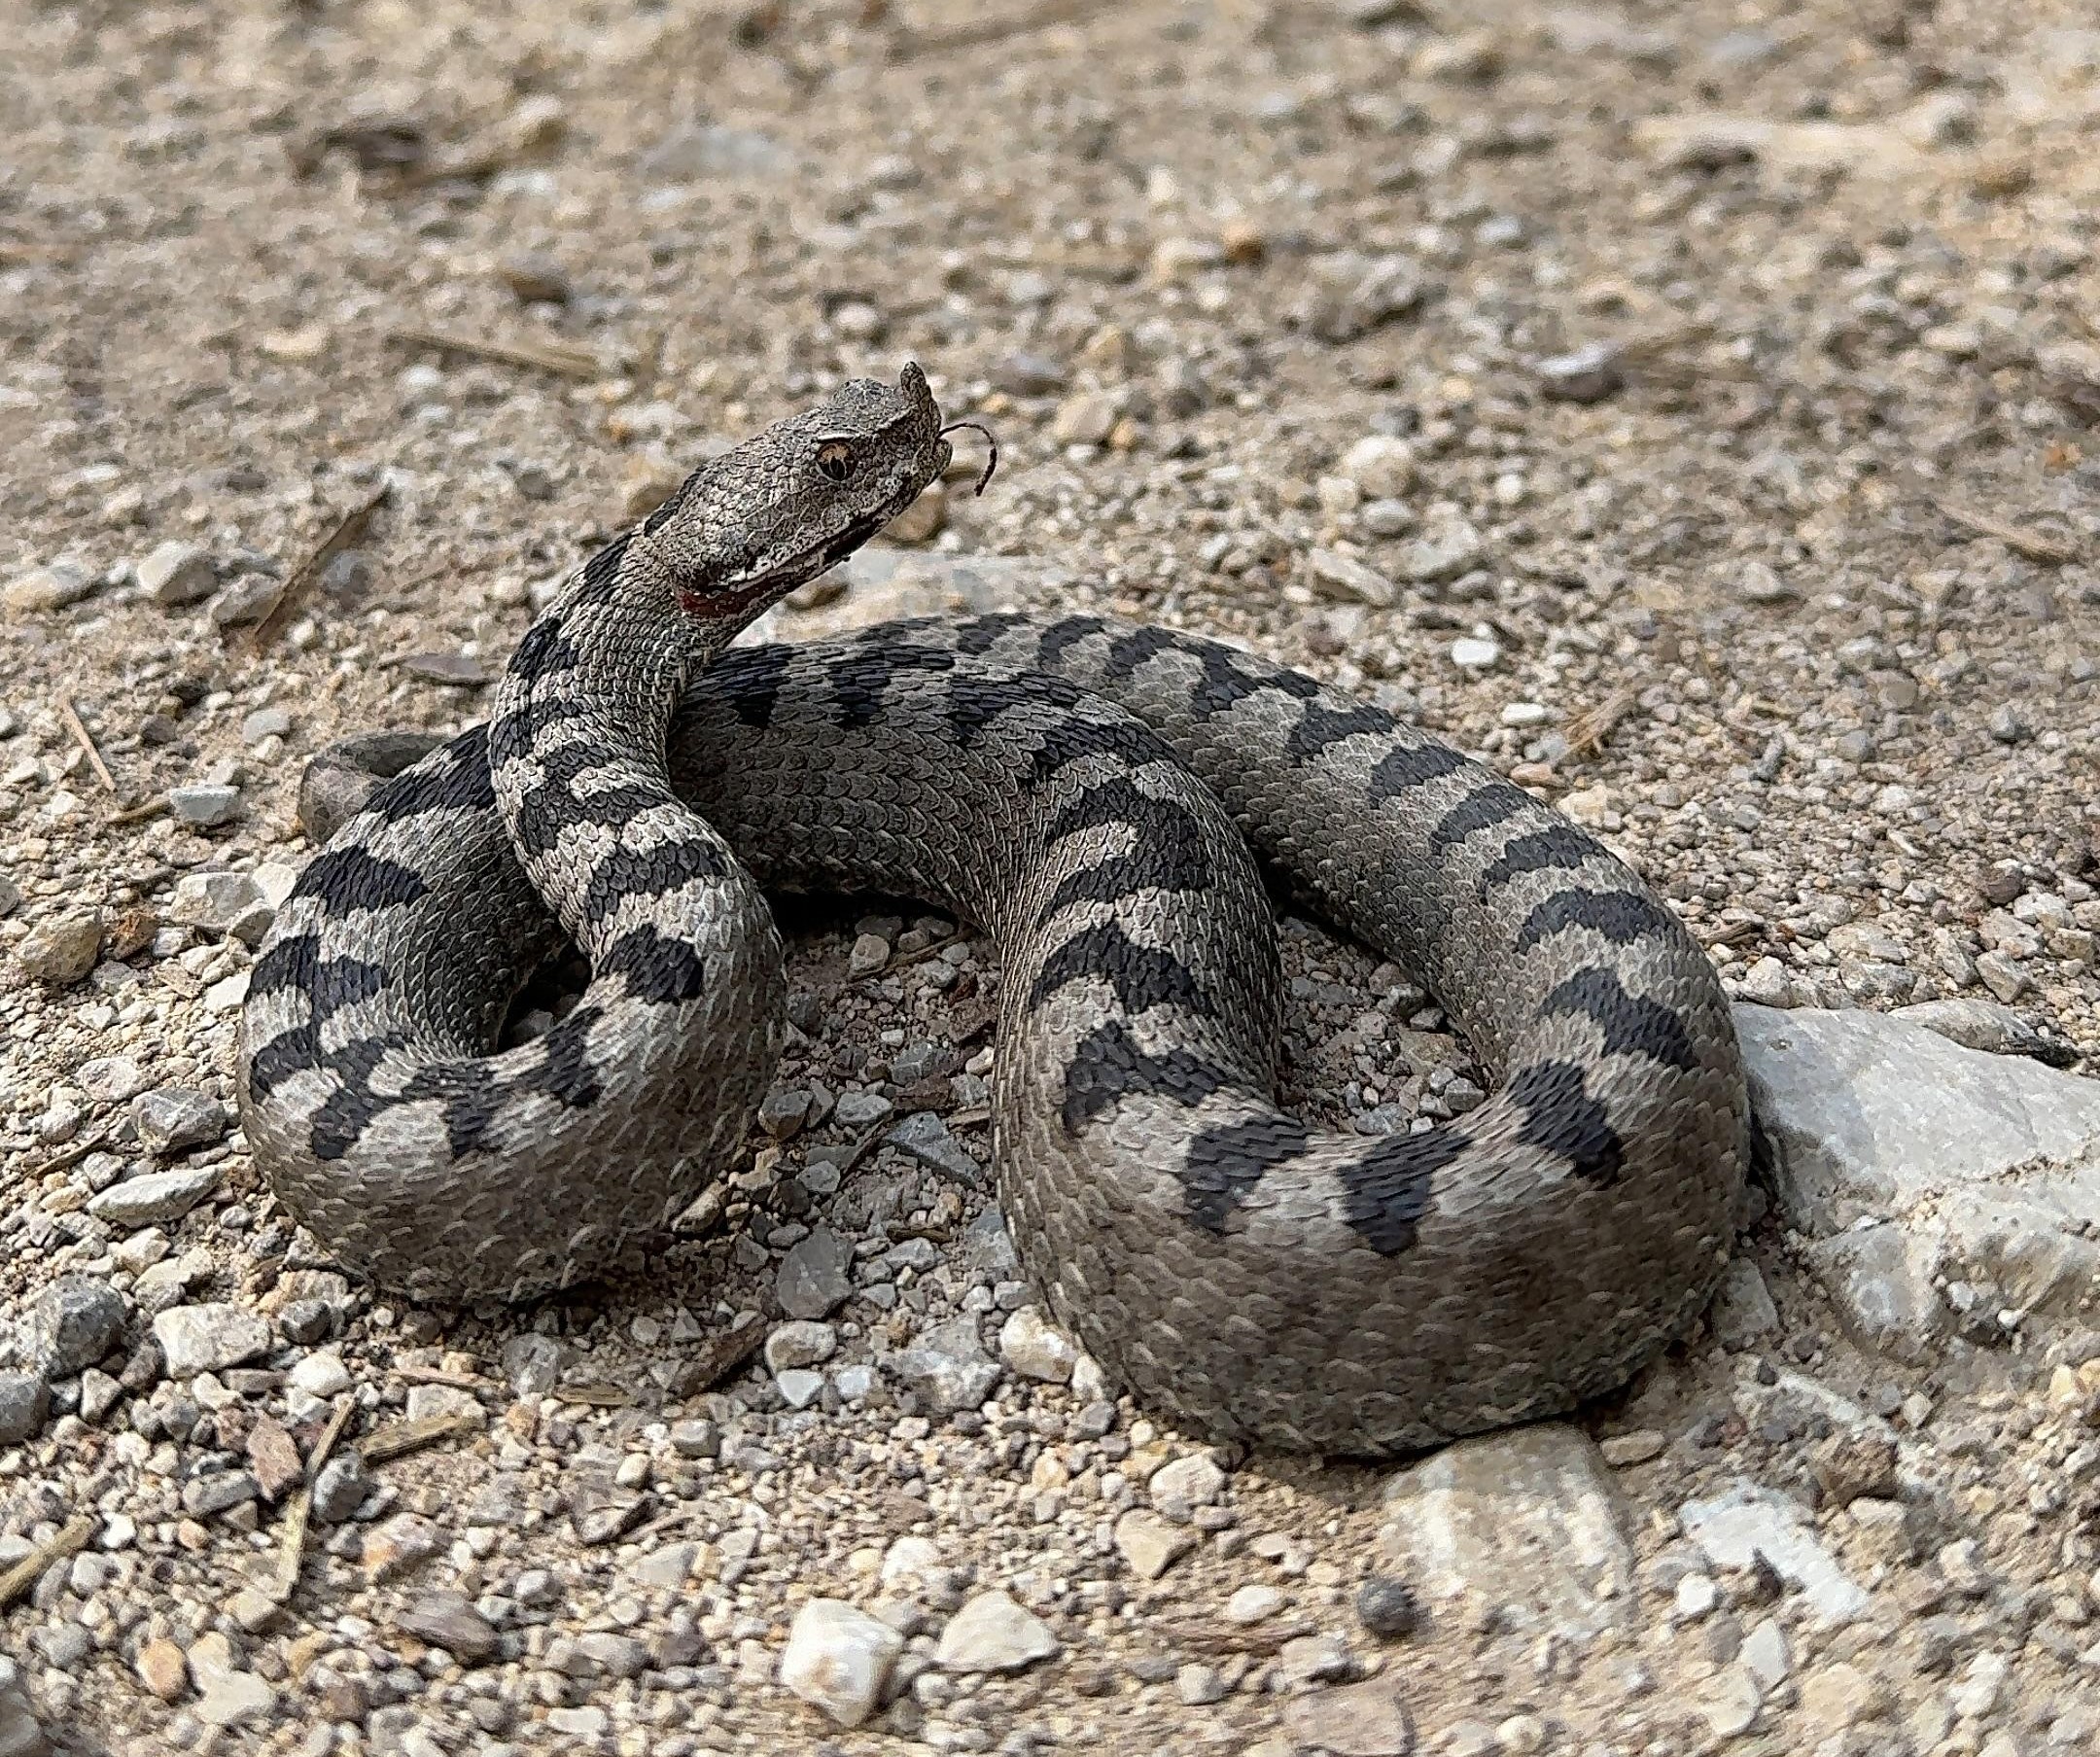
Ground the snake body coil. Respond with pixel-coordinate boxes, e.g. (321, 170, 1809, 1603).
(239, 367, 1749, 1455)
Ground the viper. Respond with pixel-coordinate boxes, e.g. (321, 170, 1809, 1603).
(238, 365, 1748, 1456)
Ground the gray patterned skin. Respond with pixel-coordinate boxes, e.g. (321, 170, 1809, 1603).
(239, 367, 953, 1307)
(244, 369, 1750, 1457)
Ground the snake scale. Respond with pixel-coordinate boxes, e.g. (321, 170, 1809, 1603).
(238, 365, 1749, 1456)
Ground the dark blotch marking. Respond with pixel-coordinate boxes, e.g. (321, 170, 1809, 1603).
(508, 741, 665, 859)
(366, 726, 497, 821)
(1026, 713, 1170, 789)
(601, 925, 711, 1004)
(298, 846, 430, 916)
(1187, 644, 1318, 717)
(1516, 890, 1681, 955)
(244, 1024, 318, 1104)
(1036, 776, 1213, 921)
(956, 613, 1029, 655)
(1180, 1116, 1309, 1232)
(249, 931, 318, 998)
(945, 671, 1087, 749)
(1367, 743, 1467, 804)
(1101, 626, 1179, 681)
(507, 616, 583, 687)
(1508, 1060, 1624, 1184)
(829, 637, 955, 729)
(512, 1005, 605, 1108)
(579, 836, 725, 925)
(1428, 783, 1529, 854)
(1540, 968, 1699, 1072)
(1476, 823, 1595, 898)
(1339, 1126, 1464, 1254)
(1035, 615, 1107, 670)
(307, 1033, 406, 1162)
(712, 643, 794, 729)
(1028, 921, 1213, 1019)
(1058, 1019, 1234, 1133)
(1288, 701, 1389, 762)
(402, 1060, 504, 1160)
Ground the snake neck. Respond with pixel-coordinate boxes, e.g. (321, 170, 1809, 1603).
(487, 532, 740, 958)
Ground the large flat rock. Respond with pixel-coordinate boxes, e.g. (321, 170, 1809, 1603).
(1736, 1004, 2100, 1358)
(1379, 1423, 1631, 1643)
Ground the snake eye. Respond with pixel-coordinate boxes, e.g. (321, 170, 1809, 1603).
(815, 440, 857, 483)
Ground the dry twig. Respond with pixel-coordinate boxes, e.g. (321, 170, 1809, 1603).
(362, 1410, 482, 1464)
(1930, 496, 2078, 566)
(1564, 687, 1639, 758)
(0, 1516, 95, 1609)
(271, 1490, 312, 1602)
(244, 480, 392, 650)
(386, 325, 601, 379)
(890, 0, 1109, 57)
(56, 697, 118, 793)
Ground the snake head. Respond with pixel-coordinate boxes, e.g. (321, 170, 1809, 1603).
(648, 363, 957, 621)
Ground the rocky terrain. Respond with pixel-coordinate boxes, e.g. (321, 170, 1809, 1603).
(2, 0, 2098, 1752)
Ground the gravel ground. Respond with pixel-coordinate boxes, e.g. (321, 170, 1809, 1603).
(3, 0, 2100, 1752)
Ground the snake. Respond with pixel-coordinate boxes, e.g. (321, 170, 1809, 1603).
(237, 364, 1749, 1456)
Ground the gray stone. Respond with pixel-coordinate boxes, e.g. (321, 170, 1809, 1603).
(998, 1306, 1076, 1383)
(78, 1369, 122, 1424)
(73, 1055, 146, 1105)
(1356, 1575, 1421, 1639)
(0, 1676, 48, 1757)
(778, 1227, 854, 1319)
(641, 122, 798, 181)
(1113, 1509, 1195, 1581)
(668, 1418, 719, 1459)
(310, 1454, 370, 1524)
(834, 1088, 892, 1127)
(933, 1590, 1058, 1673)
(153, 1304, 271, 1378)
(888, 1110, 981, 1185)
(16, 915, 102, 986)
(128, 1088, 228, 1154)
(88, 1164, 223, 1227)
(1535, 341, 1625, 403)
(31, 1277, 126, 1377)
(1679, 1480, 1868, 1627)
(1308, 548, 1398, 608)
(757, 1088, 813, 1141)
(137, 541, 217, 607)
(779, 1599, 902, 1728)
(1700, 1666, 1763, 1739)
(166, 871, 264, 933)
(1738, 1003, 2100, 1349)
(1150, 1452, 1227, 1519)
(890, 1317, 1000, 1413)
(240, 707, 293, 746)
(182, 1470, 261, 1518)
(1395, 517, 1487, 584)
(775, 1368, 823, 1408)
(1893, 997, 2075, 1066)
(764, 1321, 837, 1372)
(1380, 1423, 1630, 1641)
(496, 1332, 561, 1399)
(395, 1593, 498, 1664)
(846, 933, 891, 978)
(4, 563, 93, 615)
(0, 1374, 50, 1445)
(1283, 1677, 1416, 1756)
(1708, 1257, 1779, 1349)
(168, 783, 242, 826)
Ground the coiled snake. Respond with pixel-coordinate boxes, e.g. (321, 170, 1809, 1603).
(238, 365, 1748, 1455)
